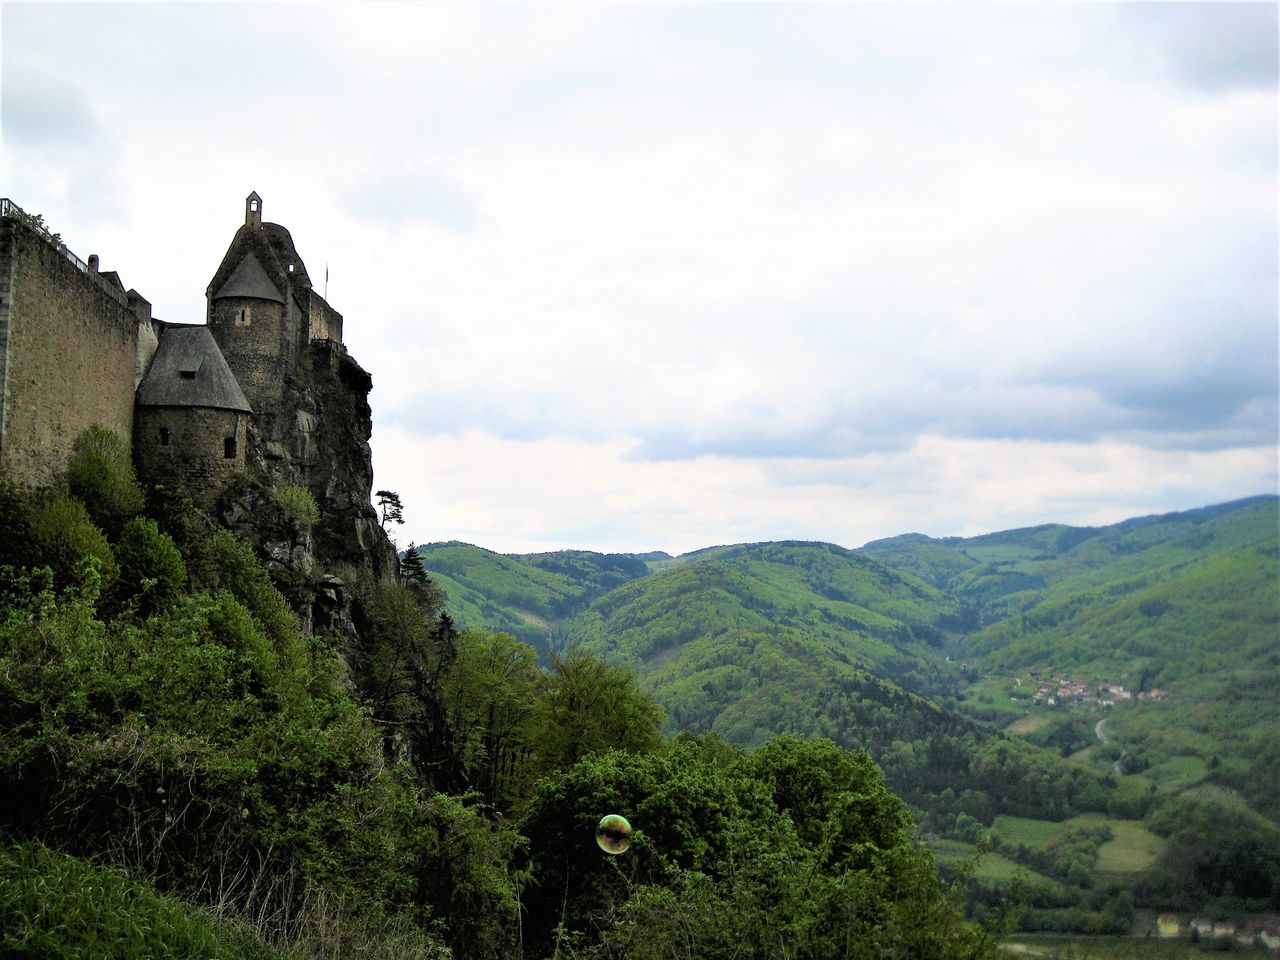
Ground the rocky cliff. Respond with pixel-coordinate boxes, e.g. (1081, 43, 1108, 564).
(218, 338, 399, 640)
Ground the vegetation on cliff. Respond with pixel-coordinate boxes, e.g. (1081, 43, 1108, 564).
(0, 430, 996, 959)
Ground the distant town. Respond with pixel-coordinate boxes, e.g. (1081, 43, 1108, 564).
(1013, 672, 1169, 708)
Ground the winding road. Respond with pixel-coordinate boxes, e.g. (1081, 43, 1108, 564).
(1095, 717, 1125, 775)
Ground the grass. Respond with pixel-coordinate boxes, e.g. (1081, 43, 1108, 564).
(992, 815, 1066, 852)
(1007, 714, 1055, 735)
(989, 814, 1165, 878)
(1002, 934, 1271, 958)
(0, 841, 282, 960)
(1086, 820, 1166, 875)
(928, 838, 1063, 892)
(1144, 755, 1209, 792)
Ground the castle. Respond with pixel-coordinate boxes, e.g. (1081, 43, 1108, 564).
(0, 192, 346, 500)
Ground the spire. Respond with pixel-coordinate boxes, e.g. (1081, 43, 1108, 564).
(245, 191, 262, 227)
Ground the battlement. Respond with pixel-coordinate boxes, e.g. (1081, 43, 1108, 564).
(0, 199, 132, 309)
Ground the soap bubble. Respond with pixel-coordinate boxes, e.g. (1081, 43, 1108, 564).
(596, 814, 632, 855)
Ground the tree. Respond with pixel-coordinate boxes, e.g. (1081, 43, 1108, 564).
(375, 490, 404, 530)
(400, 543, 446, 607)
(529, 648, 666, 777)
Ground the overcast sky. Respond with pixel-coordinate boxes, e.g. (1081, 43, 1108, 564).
(3, 2, 1276, 554)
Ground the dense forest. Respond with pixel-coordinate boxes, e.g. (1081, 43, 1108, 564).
(0, 430, 1001, 958)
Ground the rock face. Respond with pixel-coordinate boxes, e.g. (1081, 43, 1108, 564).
(218, 338, 398, 640)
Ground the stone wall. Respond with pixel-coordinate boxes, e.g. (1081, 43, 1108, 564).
(0, 217, 141, 486)
(209, 296, 291, 413)
(308, 292, 343, 344)
(136, 405, 247, 502)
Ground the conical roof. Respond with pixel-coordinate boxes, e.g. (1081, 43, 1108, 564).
(137, 325, 252, 412)
(211, 251, 285, 303)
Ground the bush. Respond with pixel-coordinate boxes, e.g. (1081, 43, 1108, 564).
(112, 517, 187, 615)
(0, 841, 284, 960)
(30, 494, 118, 592)
(65, 424, 144, 536)
(273, 485, 319, 536)
(0, 472, 36, 568)
(210, 530, 299, 648)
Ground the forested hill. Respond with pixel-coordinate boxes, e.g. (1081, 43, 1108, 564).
(859, 494, 1276, 623)
(414, 495, 1280, 928)
(416, 495, 1278, 823)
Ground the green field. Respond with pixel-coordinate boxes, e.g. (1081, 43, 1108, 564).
(992, 815, 1066, 852)
(1143, 755, 1209, 792)
(1080, 818, 1166, 875)
(929, 838, 1063, 891)
(1007, 714, 1055, 735)
(989, 814, 1164, 876)
(1002, 934, 1271, 958)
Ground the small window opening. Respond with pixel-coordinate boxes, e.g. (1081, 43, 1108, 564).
(250, 200, 259, 212)
(237, 308, 247, 326)
(180, 370, 196, 380)
(288, 263, 295, 273)
(158, 426, 171, 446)
(224, 437, 237, 459)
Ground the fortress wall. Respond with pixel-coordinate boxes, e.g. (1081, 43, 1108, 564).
(308, 292, 343, 344)
(0, 218, 140, 486)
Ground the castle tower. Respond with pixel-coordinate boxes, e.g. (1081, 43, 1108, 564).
(206, 192, 309, 414)
(135, 325, 252, 501)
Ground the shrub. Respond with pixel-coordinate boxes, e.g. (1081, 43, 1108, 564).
(0, 471, 36, 568)
(112, 517, 187, 615)
(65, 424, 144, 536)
(30, 494, 118, 592)
(273, 485, 319, 536)
(0, 841, 284, 960)
(210, 530, 299, 648)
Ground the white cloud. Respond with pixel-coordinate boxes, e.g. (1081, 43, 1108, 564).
(5, 2, 1275, 551)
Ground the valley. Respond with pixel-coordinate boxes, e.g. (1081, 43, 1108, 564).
(415, 495, 1280, 939)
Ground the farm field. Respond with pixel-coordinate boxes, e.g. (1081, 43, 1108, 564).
(990, 815, 1165, 875)
(928, 838, 1064, 892)
(1003, 934, 1272, 958)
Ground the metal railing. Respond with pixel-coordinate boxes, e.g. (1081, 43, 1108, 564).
(1, 198, 130, 307)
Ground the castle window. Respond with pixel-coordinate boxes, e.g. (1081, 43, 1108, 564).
(224, 437, 237, 460)
(159, 426, 170, 446)
(250, 200, 258, 213)
(236, 307, 250, 327)
(288, 264, 295, 273)
(180, 370, 196, 380)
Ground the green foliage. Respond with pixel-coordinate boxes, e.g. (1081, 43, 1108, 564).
(411, 792, 524, 960)
(528, 648, 666, 777)
(30, 493, 118, 592)
(65, 424, 145, 536)
(1145, 794, 1280, 908)
(0, 471, 37, 568)
(272, 485, 320, 535)
(518, 741, 994, 959)
(442, 628, 540, 810)
(415, 542, 651, 652)
(112, 516, 187, 615)
(352, 579, 466, 791)
(210, 530, 299, 647)
(0, 840, 284, 960)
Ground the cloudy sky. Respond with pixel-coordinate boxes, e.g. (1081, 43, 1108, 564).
(4, 2, 1276, 554)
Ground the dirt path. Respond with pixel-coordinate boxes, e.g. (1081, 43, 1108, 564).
(1095, 717, 1125, 774)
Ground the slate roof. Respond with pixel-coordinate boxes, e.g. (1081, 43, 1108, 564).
(211, 251, 285, 303)
(137, 325, 252, 412)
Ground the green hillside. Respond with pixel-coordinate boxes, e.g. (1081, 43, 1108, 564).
(415, 542, 649, 652)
